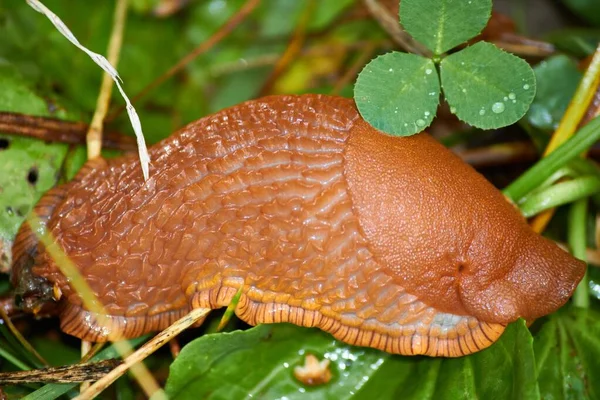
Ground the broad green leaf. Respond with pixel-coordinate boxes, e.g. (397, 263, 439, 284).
(526, 55, 581, 133)
(354, 52, 439, 136)
(166, 321, 537, 399)
(0, 65, 68, 271)
(400, 0, 492, 55)
(534, 308, 600, 399)
(440, 41, 536, 129)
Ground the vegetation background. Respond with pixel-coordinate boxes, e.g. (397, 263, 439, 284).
(1, 0, 600, 398)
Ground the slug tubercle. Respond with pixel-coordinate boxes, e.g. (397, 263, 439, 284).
(11, 94, 585, 357)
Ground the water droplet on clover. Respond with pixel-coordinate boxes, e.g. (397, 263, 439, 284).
(523, 84, 530, 90)
(492, 102, 505, 114)
(479, 109, 485, 115)
(416, 119, 426, 127)
(508, 93, 516, 100)
(450, 107, 457, 113)
(425, 69, 432, 75)
(388, 68, 393, 72)
(424, 111, 430, 116)
(503, 96, 508, 101)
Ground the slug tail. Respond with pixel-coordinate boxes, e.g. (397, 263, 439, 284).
(58, 303, 197, 342)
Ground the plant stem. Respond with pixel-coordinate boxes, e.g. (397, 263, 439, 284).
(568, 199, 590, 309)
(86, 0, 128, 161)
(503, 115, 600, 202)
(528, 43, 600, 232)
(0, 347, 29, 371)
(519, 176, 600, 218)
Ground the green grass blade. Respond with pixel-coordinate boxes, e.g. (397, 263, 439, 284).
(503, 115, 600, 202)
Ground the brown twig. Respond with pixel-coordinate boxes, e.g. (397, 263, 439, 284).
(0, 112, 135, 151)
(0, 359, 120, 384)
(168, 339, 181, 358)
(455, 142, 539, 168)
(107, 0, 261, 122)
(258, 0, 316, 95)
(491, 37, 555, 58)
(86, 0, 129, 160)
(363, 0, 430, 56)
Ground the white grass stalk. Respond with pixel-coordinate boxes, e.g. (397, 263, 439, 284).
(26, 0, 151, 181)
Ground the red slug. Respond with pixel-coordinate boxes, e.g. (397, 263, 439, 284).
(11, 94, 585, 357)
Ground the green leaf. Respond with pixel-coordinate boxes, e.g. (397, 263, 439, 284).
(354, 52, 439, 136)
(440, 41, 536, 129)
(400, 0, 492, 55)
(166, 321, 538, 399)
(0, 65, 69, 270)
(534, 308, 600, 399)
(526, 55, 581, 133)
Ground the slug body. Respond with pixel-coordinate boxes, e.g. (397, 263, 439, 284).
(11, 95, 585, 357)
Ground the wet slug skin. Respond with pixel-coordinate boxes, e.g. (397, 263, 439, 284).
(11, 94, 585, 357)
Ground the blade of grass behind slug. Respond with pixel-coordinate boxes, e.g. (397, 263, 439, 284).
(503, 115, 600, 202)
(0, 344, 31, 371)
(529, 43, 600, 232)
(518, 176, 600, 218)
(568, 199, 590, 309)
(0, 323, 44, 369)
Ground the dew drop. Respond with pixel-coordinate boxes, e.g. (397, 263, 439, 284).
(479, 109, 485, 115)
(523, 84, 530, 90)
(492, 102, 505, 113)
(508, 92, 516, 100)
(424, 111, 430, 116)
(416, 119, 426, 127)
(389, 68, 393, 72)
(462, 88, 467, 93)
(425, 68, 433, 75)
(450, 106, 457, 114)
(503, 96, 508, 101)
